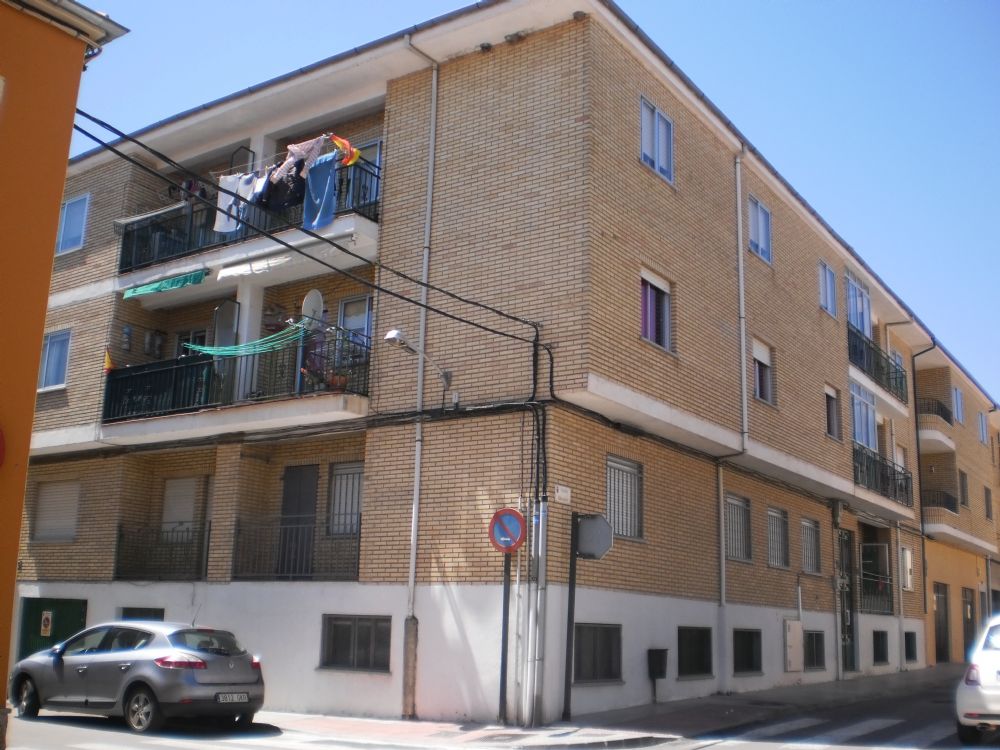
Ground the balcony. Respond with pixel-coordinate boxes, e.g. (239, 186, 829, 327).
(847, 325, 908, 404)
(118, 161, 380, 273)
(103, 327, 369, 423)
(232, 515, 360, 581)
(922, 489, 959, 514)
(852, 442, 913, 507)
(917, 398, 953, 425)
(115, 522, 209, 581)
(859, 570, 894, 615)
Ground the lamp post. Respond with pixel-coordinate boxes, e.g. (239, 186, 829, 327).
(382, 327, 451, 719)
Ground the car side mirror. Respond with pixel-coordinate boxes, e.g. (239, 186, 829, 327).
(50, 644, 65, 659)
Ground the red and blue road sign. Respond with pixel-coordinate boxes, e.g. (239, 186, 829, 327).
(489, 507, 526, 554)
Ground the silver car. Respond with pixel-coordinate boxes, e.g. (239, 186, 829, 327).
(8, 621, 264, 732)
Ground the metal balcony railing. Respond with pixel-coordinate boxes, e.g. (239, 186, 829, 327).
(118, 161, 380, 273)
(922, 489, 959, 513)
(115, 522, 209, 581)
(103, 327, 369, 422)
(917, 398, 953, 425)
(852, 442, 913, 507)
(859, 570, 894, 614)
(847, 325, 908, 404)
(232, 514, 360, 581)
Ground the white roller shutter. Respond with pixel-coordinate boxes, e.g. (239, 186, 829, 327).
(35, 481, 80, 541)
(162, 477, 198, 535)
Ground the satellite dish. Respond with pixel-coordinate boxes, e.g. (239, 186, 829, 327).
(301, 289, 324, 329)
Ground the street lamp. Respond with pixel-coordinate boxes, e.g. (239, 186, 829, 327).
(383, 328, 452, 389)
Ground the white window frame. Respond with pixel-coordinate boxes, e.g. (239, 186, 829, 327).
(900, 546, 914, 591)
(606, 457, 642, 539)
(640, 270, 672, 351)
(979, 412, 988, 444)
(725, 495, 751, 562)
(34, 481, 80, 541)
(818, 261, 837, 317)
(753, 339, 774, 404)
(953, 387, 965, 425)
(801, 518, 821, 574)
(767, 508, 789, 568)
(851, 382, 877, 450)
(824, 385, 841, 439)
(38, 329, 71, 391)
(748, 195, 772, 263)
(846, 272, 872, 338)
(56, 194, 89, 255)
(640, 97, 674, 183)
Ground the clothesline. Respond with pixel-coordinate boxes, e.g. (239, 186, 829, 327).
(209, 134, 373, 181)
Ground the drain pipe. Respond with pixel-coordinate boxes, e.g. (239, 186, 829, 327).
(401, 34, 439, 720)
(896, 521, 907, 669)
(911, 338, 937, 620)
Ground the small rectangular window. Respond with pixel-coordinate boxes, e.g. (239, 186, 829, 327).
(824, 386, 841, 439)
(320, 615, 390, 671)
(767, 508, 789, 568)
(34, 481, 80, 541)
(904, 631, 918, 662)
(574, 623, 621, 682)
(122, 607, 165, 621)
(801, 519, 821, 573)
(804, 631, 825, 670)
(748, 196, 772, 262)
(900, 546, 914, 590)
(960, 471, 969, 507)
(953, 387, 965, 424)
(733, 629, 762, 674)
(725, 496, 751, 562)
(873, 630, 889, 664)
(38, 330, 71, 389)
(677, 626, 712, 677)
(640, 275, 672, 351)
(819, 261, 837, 316)
(640, 97, 674, 183)
(606, 457, 642, 539)
(986, 487, 993, 521)
(328, 463, 363, 535)
(753, 339, 774, 404)
(56, 195, 89, 254)
(979, 412, 989, 444)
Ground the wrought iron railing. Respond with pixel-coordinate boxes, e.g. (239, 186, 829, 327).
(859, 570, 894, 614)
(847, 325, 908, 404)
(103, 327, 369, 422)
(231, 514, 360, 581)
(115, 522, 209, 581)
(852, 442, 913, 506)
(118, 161, 380, 273)
(922, 489, 959, 513)
(917, 398, 953, 425)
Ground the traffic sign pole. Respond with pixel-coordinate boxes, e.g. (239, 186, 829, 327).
(561, 513, 580, 721)
(499, 552, 512, 725)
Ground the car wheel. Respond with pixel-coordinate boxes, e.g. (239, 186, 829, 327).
(124, 686, 164, 733)
(957, 722, 982, 746)
(15, 677, 40, 718)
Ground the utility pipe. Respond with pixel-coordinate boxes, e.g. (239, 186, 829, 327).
(895, 521, 906, 669)
(734, 146, 749, 452)
(911, 339, 937, 618)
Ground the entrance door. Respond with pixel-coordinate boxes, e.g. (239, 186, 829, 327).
(934, 582, 950, 663)
(18, 597, 87, 660)
(838, 530, 857, 672)
(277, 465, 318, 578)
(963, 587, 977, 661)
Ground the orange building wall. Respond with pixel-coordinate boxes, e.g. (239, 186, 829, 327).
(0, 3, 89, 705)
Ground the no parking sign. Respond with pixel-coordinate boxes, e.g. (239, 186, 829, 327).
(489, 508, 526, 554)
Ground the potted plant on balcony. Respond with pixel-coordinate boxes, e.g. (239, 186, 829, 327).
(325, 369, 349, 393)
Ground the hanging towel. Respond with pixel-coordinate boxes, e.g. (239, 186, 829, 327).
(303, 153, 339, 230)
(213, 173, 256, 233)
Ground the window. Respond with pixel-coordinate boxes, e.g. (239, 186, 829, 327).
(725, 496, 751, 562)
(176, 330, 207, 357)
(33, 481, 80, 541)
(328, 463, 363, 535)
(122, 607, 164, 621)
(900, 546, 914, 590)
(753, 339, 774, 404)
(38, 330, 71, 389)
(733, 629, 761, 674)
(767, 508, 789, 568)
(846, 272, 872, 338)
(677, 627, 712, 677)
(748, 196, 772, 262)
(850, 383, 877, 450)
(960, 470, 969, 507)
(987, 487, 994, 521)
(804, 631, 825, 670)
(640, 97, 674, 182)
(162, 477, 198, 540)
(818, 261, 837, 316)
(640, 274, 671, 351)
(872, 630, 889, 664)
(801, 519, 821, 574)
(574, 624, 621, 682)
(56, 194, 89, 254)
(904, 631, 917, 662)
(320, 615, 390, 671)
(953, 387, 965, 425)
(64, 627, 110, 656)
(824, 386, 841, 439)
(606, 457, 642, 538)
(979, 412, 989, 444)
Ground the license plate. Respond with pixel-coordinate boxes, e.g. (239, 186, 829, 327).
(216, 693, 249, 703)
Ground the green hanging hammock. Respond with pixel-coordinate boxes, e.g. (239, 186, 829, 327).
(182, 319, 319, 357)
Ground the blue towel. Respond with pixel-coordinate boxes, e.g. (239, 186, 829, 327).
(302, 153, 338, 230)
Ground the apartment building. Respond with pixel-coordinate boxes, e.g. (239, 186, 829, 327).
(13, 0, 1000, 725)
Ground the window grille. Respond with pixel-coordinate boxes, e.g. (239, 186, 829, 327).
(606, 457, 642, 538)
(767, 508, 789, 568)
(801, 519, 820, 573)
(726, 496, 751, 561)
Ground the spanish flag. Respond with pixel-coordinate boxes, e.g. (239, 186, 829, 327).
(103, 348, 114, 374)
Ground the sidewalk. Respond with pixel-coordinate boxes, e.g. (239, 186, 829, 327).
(258, 663, 965, 749)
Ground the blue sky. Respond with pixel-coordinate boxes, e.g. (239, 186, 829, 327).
(73, 1, 1000, 398)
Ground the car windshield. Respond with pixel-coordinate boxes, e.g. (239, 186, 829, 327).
(983, 625, 1000, 651)
(168, 629, 246, 657)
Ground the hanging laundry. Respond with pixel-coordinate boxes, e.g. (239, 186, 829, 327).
(302, 153, 339, 231)
(267, 159, 306, 210)
(271, 135, 326, 184)
(213, 173, 256, 233)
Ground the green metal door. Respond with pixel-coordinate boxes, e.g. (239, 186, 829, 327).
(17, 597, 87, 659)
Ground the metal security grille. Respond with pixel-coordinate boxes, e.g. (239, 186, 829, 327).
(801, 519, 820, 573)
(725, 496, 751, 561)
(606, 457, 641, 538)
(329, 463, 363, 535)
(767, 508, 789, 568)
